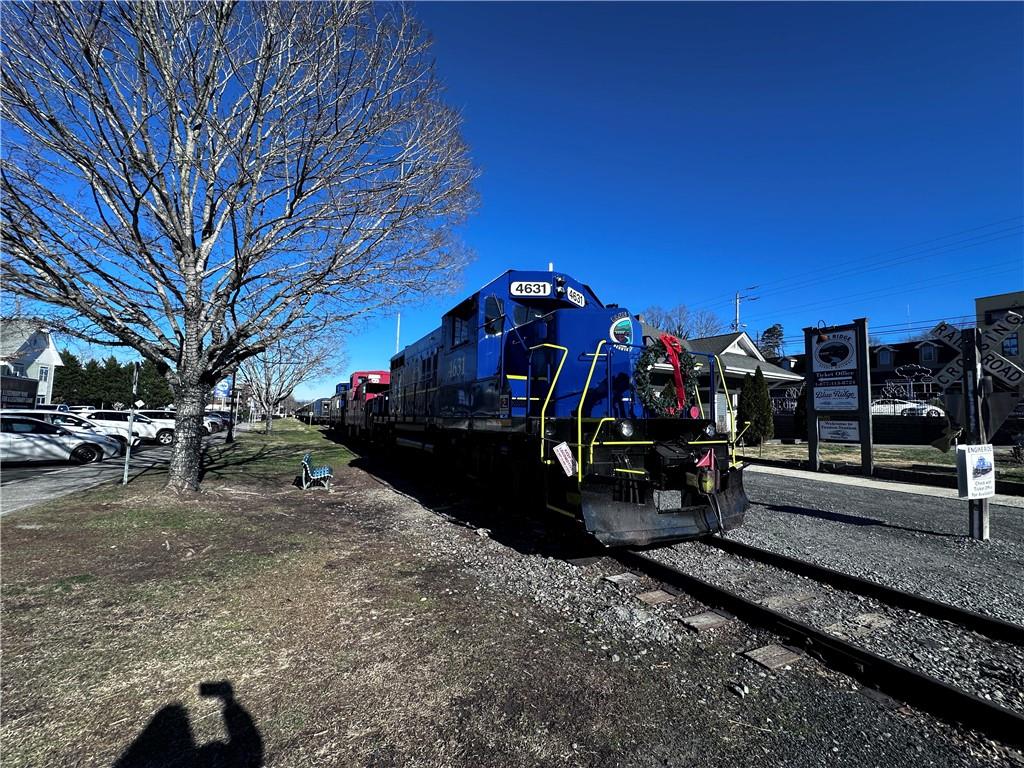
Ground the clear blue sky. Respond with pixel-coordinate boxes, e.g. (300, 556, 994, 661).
(304, 4, 1022, 398)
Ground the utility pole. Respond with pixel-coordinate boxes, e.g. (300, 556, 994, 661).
(733, 286, 759, 332)
(395, 313, 401, 354)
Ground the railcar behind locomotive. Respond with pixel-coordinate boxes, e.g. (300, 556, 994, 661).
(339, 269, 749, 546)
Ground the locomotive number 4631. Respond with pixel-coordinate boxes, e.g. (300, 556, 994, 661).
(510, 281, 551, 297)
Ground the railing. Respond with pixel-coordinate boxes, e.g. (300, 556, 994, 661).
(528, 343, 569, 460)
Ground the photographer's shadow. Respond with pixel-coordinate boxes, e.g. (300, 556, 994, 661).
(114, 681, 263, 768)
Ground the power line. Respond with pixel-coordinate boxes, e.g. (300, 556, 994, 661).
(678, 217, 1023, 315)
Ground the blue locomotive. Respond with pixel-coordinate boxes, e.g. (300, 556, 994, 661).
(356, 268, 749, 546)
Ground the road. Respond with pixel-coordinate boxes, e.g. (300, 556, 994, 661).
(1, 433, 229, 516)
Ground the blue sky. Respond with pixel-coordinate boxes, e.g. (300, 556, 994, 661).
(294, 1, 1023, 400)
(195, 4, 1024, 398)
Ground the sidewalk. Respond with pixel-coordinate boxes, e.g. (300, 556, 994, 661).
(745, 463, 1024, 509)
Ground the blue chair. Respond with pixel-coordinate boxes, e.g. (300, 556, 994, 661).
(301, 452, 333, 490)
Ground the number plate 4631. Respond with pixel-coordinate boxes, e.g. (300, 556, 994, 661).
(510, 281, 551, 297)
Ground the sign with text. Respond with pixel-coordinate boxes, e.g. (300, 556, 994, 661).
(810, 328, 860, 411)
(819, 419, 860, 443)
(930, 311, 1023, 388)
(552, 441, 577, 478)
(956, 444, 995, 499)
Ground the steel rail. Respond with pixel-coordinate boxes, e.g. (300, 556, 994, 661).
(702, 536, 1024, 647)
(616, 550, 1024, 748)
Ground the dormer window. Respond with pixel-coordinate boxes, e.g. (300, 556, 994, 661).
(920, 344, 937, 364)
(878, 350, 893, 367)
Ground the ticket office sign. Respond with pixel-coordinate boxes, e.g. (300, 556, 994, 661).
(956, 444, 995, 499)
(810, 328, 860, 411)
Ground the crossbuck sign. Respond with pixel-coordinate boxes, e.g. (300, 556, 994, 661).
(929, 311, 1023, 389)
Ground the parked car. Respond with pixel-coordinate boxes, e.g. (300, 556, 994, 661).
(0, 409, 142, 451)
(0, 415, 121, 463)
(31, 403, 70, 413)
(82, 410, 164, 444)
(139, 410, 222, 437)
(69, 405, 96, 413)
(870, 399, 944, 417)
(206, 410, 234, 427)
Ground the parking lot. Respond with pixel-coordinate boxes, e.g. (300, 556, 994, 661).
(1, 432, 230, 516)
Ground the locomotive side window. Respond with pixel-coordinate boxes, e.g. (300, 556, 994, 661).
(513, 304, 544, 327)
(452, 316, 470, 347)
(484, 295, 504, 336)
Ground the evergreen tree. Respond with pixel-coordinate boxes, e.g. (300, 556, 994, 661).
(51, 349, 84, 404)
(737, 367, 774, 445)
(101, 356, 131, 407)
(138, 360, 174, 408)
(758, 324, 785, 358)
(81, 359, 103, 407)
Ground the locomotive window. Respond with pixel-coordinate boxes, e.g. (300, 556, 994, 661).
(484, 295, 504, 336)
(513, 304, 545, 327)
(452, 316, 471, 347)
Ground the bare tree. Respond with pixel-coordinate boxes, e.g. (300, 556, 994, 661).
(2, 1, 477, 491)
(237, 332, 341, 435)
(642, 304, 725, 340)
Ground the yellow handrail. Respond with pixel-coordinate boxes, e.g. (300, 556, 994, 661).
(576, 340, 606, 480)
(587, 417, 617, 465)
(529, 343, 569, 459)
(712, 354, 739, 467)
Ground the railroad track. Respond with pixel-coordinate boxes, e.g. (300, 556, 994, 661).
(701, 536, 1024, 647)
(615, 548, 1024, 748)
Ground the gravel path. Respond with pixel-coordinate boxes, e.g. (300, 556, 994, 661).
(734, 468, 1024, 623)
(351, 451, 1024, 767)
(649, 541, 1024, 715)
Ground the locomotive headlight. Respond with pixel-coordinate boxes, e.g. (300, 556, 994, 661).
(704, 423, 716, 438)
(617, 419, 635, 438)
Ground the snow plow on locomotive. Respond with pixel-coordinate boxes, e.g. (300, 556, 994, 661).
(344, 269, 750, 547)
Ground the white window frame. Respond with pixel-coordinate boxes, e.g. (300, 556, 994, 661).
(38, 365, 49, 382)
(878, 350, 893, 367)
(920, 345, 936, 363)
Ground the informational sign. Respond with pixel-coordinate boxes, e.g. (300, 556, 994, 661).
(956, 444, 996, 499)
(213, 380, 232, 398)
(804, 318, 873, 475)
(810, 328, 860, 411)
(819, 419, 860, 443)
(0, 375, 39, 408)
(552, 441, 577, 477)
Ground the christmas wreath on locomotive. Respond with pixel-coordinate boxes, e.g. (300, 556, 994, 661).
(365, 269, 749, 546)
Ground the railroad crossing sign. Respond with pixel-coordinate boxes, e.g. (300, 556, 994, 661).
(929, 311, 1023, 388)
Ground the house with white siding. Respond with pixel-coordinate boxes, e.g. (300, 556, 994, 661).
(0, 320, 64, 405)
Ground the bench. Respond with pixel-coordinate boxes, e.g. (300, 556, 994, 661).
(301, 452, 333, 490)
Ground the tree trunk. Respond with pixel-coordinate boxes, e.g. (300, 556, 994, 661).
(166, 381, 209, 492)
(265, 410, 274, 434)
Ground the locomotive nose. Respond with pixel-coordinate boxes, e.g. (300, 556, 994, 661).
(578, 466, 749, 547)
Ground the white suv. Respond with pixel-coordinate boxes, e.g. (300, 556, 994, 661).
(140, 410, 220, 437)
(84, 410, 166, 445)
(0, 409, 141, 451)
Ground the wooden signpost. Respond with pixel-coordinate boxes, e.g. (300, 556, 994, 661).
(804, 318, 873, 476)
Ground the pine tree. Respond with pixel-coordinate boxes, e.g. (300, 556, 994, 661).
(51, 349, 84, 404)
(138, 360, 174, 408)
(81, 359, 103, 407)
(737, 367, 774, 445)
(750, 367, 774, 444)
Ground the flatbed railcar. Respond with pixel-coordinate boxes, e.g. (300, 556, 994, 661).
(345, 269, 749, 547)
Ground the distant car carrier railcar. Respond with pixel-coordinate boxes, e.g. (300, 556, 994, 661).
(339, 269, 749, 546)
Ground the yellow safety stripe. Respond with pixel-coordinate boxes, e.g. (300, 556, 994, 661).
(506, 374, 528, 381)
(614, 468, 646, 476)
(546, 503, 577, 519)
(588, 417, 617, 465)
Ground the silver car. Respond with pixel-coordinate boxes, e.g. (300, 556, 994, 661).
(0, 409, 142, 452)
(0, 415, 121, 463)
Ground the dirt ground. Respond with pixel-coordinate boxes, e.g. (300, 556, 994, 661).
(2, 421, 1018, 767)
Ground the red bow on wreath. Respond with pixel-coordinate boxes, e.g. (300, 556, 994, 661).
(659, 333, 688, 415)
